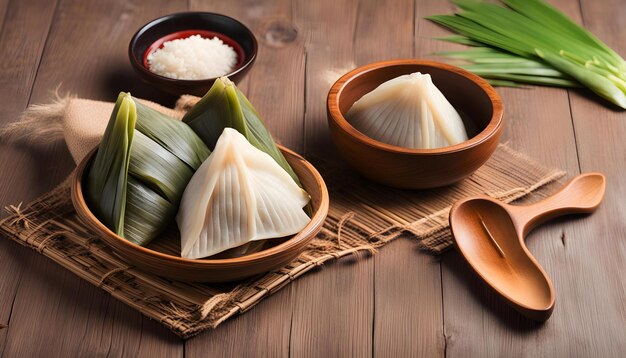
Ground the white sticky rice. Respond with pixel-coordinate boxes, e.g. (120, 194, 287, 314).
(147, 35, 238, 80)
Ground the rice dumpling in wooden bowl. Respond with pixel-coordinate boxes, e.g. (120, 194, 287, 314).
(327, 59, 503, 189)
(71, 81, 327, 283)
(72, 145, 329, 283)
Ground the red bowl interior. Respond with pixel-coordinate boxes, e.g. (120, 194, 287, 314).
(142, 29, 246, 71)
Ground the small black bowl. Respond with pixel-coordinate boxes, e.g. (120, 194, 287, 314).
(129, 12, 257, 97)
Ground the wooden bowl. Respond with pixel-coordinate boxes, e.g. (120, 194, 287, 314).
(71, 146, 329, 283)
(327, 59, 503, 189)
(129, 12, 257, 97)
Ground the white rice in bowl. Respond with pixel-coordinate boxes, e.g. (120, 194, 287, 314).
(147, 35, 238, 80)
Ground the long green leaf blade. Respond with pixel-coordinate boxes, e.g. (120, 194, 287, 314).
(504, 0, 625, 68)
(484, 79, 523, 87)
(427, 0, 626, 109)
(86, 93, 136, 235)
(87, 92, 212, 244)
(180, 79, 239, 149)
(477, 73, 582, 87)
(135, 101, 210, 170)
(128, 131, 194, 204)
(462, 63, 566, 77)
(435, 35, 483, 46)
(233, 86, 297, 183)
(124, 103, 210, 244)
(124, 177, 175, 246)
(537, 50, 626, 108)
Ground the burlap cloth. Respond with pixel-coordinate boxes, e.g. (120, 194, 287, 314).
(0, 95, 565, 338)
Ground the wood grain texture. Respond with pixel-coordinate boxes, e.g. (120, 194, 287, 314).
(1, 0, 625, 356)
(564, 0, 626, 355)
(289, 1, 375, 357)
(441, 1, 626, 357)
(356, 1, 444, 356)
(296, 0, 359, 156)
(1, 0, 187, 356)
(182, 0, 299, 355)
(327, 59, 503, 189)
(0, 0, 59, 354)
(450, 173, 606, 321)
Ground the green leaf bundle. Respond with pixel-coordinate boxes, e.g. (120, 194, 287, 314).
(182, 77, 300, 184)
(86, 93, 210, 246)
(428, 0, 626, 109)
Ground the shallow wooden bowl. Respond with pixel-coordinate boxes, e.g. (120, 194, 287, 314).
(327, 59, 504, 189)
(72, 146, 329, 283)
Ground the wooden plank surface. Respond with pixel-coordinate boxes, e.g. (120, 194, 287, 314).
(0, 0, 625, 356)
(184, 0, 295, 356)
(441, 1, 626, 357)
(0, 0, 59, 354)
(289, 2, 375, 357)
(0, 0, 186, 356)
(370, 1, 444, 357)
(564, 0, 626, 355)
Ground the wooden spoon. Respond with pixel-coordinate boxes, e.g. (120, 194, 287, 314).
(449, 173, 606, 321)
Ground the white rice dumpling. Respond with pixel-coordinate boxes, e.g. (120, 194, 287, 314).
(176, 128, 311, 259)
(346, 72, 469, 149)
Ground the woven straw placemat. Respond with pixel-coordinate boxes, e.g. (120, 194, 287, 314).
(0, 144, 564, 338)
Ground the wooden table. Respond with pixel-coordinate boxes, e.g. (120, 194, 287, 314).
(1, 0, 624, 356)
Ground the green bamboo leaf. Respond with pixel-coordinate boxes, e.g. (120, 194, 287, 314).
(435, 35, 483, 46)
(135, 101, 210, 169)
(477, 73, 581, 88)
(484, 79, 523, 87)
(437, 49, 527, 63)
(453, 0, 600, 60)
(503, 0, 625, 68)
(537, 50, 626, 108)
(233, 87, 296, 183)
(123, 177, 175, 246)
(426, 15, 531, 57)
(87, 92, 211, 245)
(183, 77, 300, 184)
(86, 93, 136, 235)
(461, 63, 565, 77)
(427, 0, 626, 109)
(128, 130, 194, 204)
(182, 78, 245, 148)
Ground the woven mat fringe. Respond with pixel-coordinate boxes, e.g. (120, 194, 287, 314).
(0, 144, 564, 338)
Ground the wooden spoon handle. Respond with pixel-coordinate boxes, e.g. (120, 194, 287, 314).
(512, 173, 606, 236)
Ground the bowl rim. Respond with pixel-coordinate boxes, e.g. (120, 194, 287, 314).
(72, 145, 329, 267)
(327, 59, 504, 156)
(128, 11, 258, 84)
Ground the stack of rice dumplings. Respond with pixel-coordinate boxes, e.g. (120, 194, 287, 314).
(86, 78, 311, 259)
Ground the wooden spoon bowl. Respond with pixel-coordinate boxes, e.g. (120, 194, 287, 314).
(327, 59, 504, 189)
(449, 173, 606, 320)
(71, 146, 329, 283)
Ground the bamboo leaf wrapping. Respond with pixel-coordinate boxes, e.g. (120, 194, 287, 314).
(182, 77, 300, 184)
(86, 93, 210, 246)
